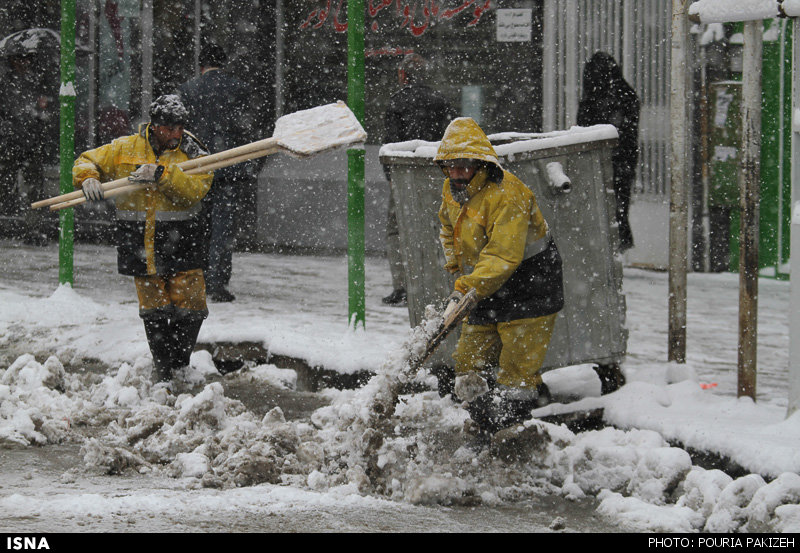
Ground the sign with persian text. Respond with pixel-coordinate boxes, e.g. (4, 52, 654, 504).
(496, 9, 532, 42)
(300, 0, 492, 37)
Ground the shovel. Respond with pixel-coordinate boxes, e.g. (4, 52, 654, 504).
(406, 289, 478, 375)
(35, 101, 367, 211)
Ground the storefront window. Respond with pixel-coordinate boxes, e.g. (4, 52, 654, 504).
(283, 0, 543, 139)
(96, 0, 137, 142)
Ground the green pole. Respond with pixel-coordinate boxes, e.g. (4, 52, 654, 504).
(347, 0, 365, 328)
(58, 0, 76, 286)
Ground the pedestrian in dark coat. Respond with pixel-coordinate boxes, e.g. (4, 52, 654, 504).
(177, 42, 253, 302)
(577, 52, 640, 252)
(381, 53, 456, 306)
(0, 52, 59, 244)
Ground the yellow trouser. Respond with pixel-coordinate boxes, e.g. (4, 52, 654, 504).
(453, 313, 557, 389)
(134, 268, 208, 313)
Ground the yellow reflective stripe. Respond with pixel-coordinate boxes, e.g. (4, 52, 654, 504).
(523, 231, 551, 260)
(115, 202, 201, 221)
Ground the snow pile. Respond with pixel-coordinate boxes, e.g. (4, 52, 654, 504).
(0, 354, 77, 446)
(2, 306, 800, 532)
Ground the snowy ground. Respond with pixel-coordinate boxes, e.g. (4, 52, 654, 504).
(1, 239, 799, 533)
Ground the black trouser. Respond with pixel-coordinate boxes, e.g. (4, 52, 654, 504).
(614, 171, 634, 251)
(202, 181, 240, 291)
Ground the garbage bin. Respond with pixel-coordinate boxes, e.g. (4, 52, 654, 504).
(379, 125, 627, 374)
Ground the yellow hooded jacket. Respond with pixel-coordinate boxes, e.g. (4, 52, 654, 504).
(436, 117, 564, 324)
(73, 124, 213, 276)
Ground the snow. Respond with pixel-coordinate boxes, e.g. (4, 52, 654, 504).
(784, 0, 800, 17)
(688, 0, 777, 23)
(1, 239, 798, 532)
(700, 23, 725, 46)
(379, 125, 619, 162)
(273, 101, 367, 156)
(59, 82, 76, 97)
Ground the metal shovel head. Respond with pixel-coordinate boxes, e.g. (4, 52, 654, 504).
(273, 101, 367, 157)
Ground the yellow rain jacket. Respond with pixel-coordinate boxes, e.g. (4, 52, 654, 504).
(73, 124, 213, 276)
(436, 117, 564, 325)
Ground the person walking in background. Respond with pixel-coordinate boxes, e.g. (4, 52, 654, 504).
(382, 53, 456, 306)
(577, 52, 640, 253)
(73, 95, 213, 389)
(178, 42, 254, 303)
(0, 49, 59, 245)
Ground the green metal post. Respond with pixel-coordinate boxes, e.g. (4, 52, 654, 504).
(59, 0, 76, 286)
(759, 19, 792, 279)
(347, 0, 366, 328)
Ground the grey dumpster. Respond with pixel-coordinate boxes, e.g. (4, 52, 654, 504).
(255, 145, 390, 254)
(379, 125, 627, 373)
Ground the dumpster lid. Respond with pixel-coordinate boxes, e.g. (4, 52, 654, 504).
(379, 124, 618, 161)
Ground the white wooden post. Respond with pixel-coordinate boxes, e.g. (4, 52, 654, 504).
(669, 0, 690, 363)
(738, 21, 762, 400)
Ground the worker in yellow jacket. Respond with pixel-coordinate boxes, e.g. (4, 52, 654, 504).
(73, 95, 213, 387)
(435, 117, 564, 435)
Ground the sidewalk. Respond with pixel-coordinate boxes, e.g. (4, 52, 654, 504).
(0, 238, 797, 480)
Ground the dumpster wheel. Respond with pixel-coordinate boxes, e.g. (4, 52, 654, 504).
(593, 363, 625, 395)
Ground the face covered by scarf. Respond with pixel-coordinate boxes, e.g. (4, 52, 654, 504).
(449, 165, 487, 205)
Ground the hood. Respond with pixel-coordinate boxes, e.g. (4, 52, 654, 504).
(582, 52, 626, 97)
(434, 117, 501, 169)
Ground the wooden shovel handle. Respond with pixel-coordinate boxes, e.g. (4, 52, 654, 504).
(31, 176, 133, 209)
(178, 137, 279, 171)
(48, 182, 145, 210)
(47, 143, 282, 212)
(407, 289, 478, 374)
(34, 137, 280, 210)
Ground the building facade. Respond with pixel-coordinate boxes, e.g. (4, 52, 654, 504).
(1, 1, 722, 267)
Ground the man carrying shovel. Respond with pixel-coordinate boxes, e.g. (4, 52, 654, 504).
(72, 94, 213, 389)
(435, 117, 564, 440)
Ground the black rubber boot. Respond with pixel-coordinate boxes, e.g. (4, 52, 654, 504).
(492, 383, 552, 430)
(593, 364, 626, 395)
(430, 364, 455, 398)
(381, 288, 407, 306)
(141, 308, 174, 383)
(466, 391, 499, 435)
(170, 309, 207, 370)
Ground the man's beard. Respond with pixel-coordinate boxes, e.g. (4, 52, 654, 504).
(450, 180, 470, 204)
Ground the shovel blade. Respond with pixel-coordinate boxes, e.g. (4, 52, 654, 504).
(273, 101, 367, 157)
